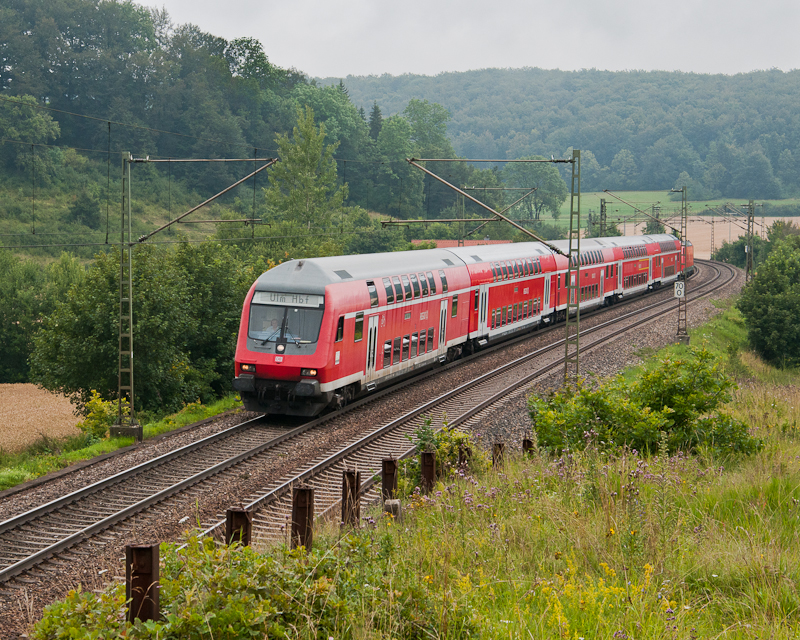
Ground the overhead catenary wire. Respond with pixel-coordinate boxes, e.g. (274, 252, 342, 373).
(0, 228, 408, 250)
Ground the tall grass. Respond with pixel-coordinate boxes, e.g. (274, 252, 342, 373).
(30, 303, 800, 638)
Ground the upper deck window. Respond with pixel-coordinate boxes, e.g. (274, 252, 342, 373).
(418, 272, 429, 296)
(366, 281, 379, 308)
(438, 270, 448, 293)
(392, 276, 403, 301)
(401, 275, 412, 300)
(426, 271, 436, 294)
(383, 277, 394, 304)
(409, 274, 421, 298)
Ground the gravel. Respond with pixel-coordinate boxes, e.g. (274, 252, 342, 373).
(0, 261, 741, 637)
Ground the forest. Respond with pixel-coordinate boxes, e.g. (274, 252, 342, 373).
(4, 0, 800, 254)
(328, 67, 800, 199)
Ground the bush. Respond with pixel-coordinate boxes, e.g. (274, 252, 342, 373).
(737, 236, 800, 367)
(528, 347, 762, 456)
(31, 532, 476, 639)
(398, 417, 487, 496)
(75, 390, 120, 439)
(529, 379, 669, 454)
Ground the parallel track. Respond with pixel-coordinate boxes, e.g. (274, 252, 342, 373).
(0, 260, 734, 584)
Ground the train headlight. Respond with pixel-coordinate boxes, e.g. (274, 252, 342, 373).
(240, 363, 256, 373)
(276, 343, 286, 353)
(301, 368, 317, 377)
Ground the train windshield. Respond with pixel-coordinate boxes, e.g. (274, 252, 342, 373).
(248, 291, 324, 344)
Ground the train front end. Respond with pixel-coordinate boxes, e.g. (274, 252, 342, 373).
(233, 262, 334, 417)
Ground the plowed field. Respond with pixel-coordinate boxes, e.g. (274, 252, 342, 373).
(0, 384, 80, 453)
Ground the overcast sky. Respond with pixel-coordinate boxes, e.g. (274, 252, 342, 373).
(152, 0, 800, 78)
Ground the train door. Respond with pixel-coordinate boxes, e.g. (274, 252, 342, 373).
(544, 276, 551, 312)
(438, 299, 448, 358)
(477, 284, 489, 334)
(365, 315, 379, 383)
(617, 262, 623, 291)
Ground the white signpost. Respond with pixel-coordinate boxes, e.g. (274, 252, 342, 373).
(674, 281, 685, 298)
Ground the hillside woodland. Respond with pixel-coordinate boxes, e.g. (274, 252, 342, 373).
(3, 0, 800, 248)
(328, 67, 800, 200)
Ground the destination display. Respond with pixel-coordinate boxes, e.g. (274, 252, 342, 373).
(252, 291, 323, 308)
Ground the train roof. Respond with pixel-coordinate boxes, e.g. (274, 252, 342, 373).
(253, 234, 684, 295)
(443, 241, 554, 263)
(546, 233, 679, 253)
(253, 248, 468, 294)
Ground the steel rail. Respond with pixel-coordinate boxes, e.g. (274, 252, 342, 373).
(0, 261, 728, 581)
(196, 261, 732, 539)
(1, 260, 705, 501)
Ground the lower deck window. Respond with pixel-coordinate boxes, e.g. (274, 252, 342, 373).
(383, 340, 392, 367)
(427, 328, 434, 352)
(402, 335, 409, 361)
(393, 337, 401, 363)
(411, 332, 419, 358)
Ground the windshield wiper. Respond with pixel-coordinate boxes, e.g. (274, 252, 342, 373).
(260, 329, 281, 345)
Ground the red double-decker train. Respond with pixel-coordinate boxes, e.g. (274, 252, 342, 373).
(233, 234, 694, 416)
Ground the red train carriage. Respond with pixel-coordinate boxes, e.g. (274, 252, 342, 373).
(233, 234, 692, 416)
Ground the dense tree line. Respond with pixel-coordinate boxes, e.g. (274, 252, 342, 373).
(0, 0, 556, 239)
(331, 68, 800, 198)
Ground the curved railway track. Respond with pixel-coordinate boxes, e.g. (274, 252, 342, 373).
(0, 260, 735, 592)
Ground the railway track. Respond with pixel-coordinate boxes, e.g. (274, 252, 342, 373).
(0, 260, 734, 595)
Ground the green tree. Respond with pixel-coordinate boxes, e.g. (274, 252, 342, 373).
(374, 115, 423, 217)
(0, 251, 45, 383)
(0, 95, 61, 176)
(712, 235, 768, 269)
(265, 106, 347, 230)
(737, 236, 800, 367)
(30, 245, 245, 413)
(67, 186, 101, 229)
(501, 157, 568, 220)
(0, 252, 84, 383)
(368, 101, 383, 141)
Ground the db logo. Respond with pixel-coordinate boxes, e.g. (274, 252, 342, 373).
(275, 356, 284, 363)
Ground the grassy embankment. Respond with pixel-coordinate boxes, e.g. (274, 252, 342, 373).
(0, 394, 242, 492)
(30, 300, 800, 639)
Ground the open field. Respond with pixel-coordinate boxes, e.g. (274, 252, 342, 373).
(0, 384, 79, 453)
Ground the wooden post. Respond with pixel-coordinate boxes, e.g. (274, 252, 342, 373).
(125, 543, 159, 623)
(226, 507, 253, 546)
(341, 468, 361, 528)
(458, 444, 471, 469)
(493, 442, 505, 468)
(382, 458, 398, 501)
(291, 485, 314, 550)
(421, 450, 436, 493)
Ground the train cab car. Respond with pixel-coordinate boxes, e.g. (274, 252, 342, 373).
(232, 249, 472, 416)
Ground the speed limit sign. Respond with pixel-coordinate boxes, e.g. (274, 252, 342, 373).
(674, 281, 685, 298)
